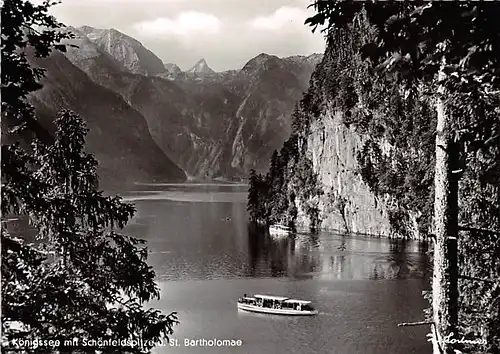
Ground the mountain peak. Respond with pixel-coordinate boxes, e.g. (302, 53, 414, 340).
(164, 62, 181, 73)
(79, 25, 96, 32)
(255, 53, 274, 60)
(187, 58, 215, 75)
(241, 53, 280, 74)
(77, 25, 166, 76)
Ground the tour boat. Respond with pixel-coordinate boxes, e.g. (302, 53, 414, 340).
(269, 224, 291, 237)
(237, 294, 318, 316)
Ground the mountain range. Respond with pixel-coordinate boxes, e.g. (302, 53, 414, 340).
(24, 25, 322, 185)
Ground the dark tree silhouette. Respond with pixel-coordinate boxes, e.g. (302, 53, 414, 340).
(1, 1, 178, 352)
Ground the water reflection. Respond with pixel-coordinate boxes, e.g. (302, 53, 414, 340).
(247, 224, 320, 279)
(6, 195, 430, 283)
(117, 185, 432, 282)
(245, 224, 429, 281)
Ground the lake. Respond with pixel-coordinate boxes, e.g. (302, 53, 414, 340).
(121, 183, 432, 354)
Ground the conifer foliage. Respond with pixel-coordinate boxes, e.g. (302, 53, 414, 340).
(247, 169, 268, 224)
(306, 2, 500, 353)
(247, 121, 323, 232)
(1, 0, 177, 352)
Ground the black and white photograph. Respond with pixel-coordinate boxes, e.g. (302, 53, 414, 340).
(1, 0, 499, 353)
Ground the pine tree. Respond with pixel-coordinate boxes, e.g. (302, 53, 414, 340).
(247, 169, 260, 222)
(267, 150, 282, 223)
(269, 150, 280, 182)
(1, 0, 178, 352)
(247, 168, 271, 225)
(2, 111, 178, 352)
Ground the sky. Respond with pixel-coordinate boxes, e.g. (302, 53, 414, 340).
(45, 0, 327, 71)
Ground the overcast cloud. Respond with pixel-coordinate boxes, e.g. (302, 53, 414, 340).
(45, 0, 326, 71)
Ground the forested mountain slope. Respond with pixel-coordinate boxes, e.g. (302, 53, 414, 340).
(25, 49, 186, 187)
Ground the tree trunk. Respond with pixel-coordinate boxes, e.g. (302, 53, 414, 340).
(431, 67, 459, 354)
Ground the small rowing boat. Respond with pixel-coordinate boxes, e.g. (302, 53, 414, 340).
(237, 294, 318, 316)
(269, 224, 291, 237)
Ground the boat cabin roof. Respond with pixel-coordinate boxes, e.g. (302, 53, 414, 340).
(254, 294, 289, 301)
(242, 297, 256, 300)
(284, 299, 312, 304)
(252, 295, 312, 304)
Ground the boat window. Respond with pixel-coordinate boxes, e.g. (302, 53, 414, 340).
(239, 297, 256, 305)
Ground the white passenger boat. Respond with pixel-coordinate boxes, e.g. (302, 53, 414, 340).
(237, 294, 318, 316)
(269, 224, 291, 237)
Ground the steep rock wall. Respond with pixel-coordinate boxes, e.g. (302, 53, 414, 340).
(294, 106, 392, 236)
(268, 14, 432, 240)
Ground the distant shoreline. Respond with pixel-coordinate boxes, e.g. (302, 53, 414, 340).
(133, 181, 248, 187)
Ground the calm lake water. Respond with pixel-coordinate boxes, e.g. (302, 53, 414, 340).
(121, 183, 432, 354)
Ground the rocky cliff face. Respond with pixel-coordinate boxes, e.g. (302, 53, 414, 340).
(261, 18, 428, 238)
(294, 105, 392, 236)
(227, 54, 317, 173)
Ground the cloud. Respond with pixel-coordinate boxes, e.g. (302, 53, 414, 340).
(250, 6, 311, 31)
(40, 0, 326, 70)
(132, 11, 221, 37)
